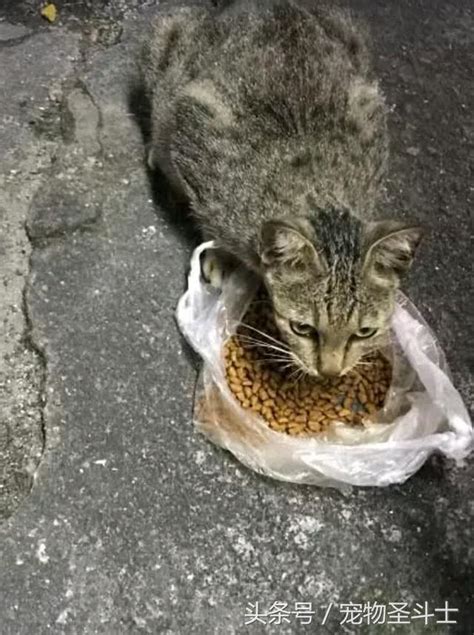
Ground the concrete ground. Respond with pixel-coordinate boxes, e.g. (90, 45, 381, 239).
(0, 0, 472, 633)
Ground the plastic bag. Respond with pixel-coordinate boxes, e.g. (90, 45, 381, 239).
(176, 241, 473, 489)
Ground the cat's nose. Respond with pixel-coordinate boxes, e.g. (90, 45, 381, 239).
(318, 353, 344, 378)
(319, 366, 341, 378)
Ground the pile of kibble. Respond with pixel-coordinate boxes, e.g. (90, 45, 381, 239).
(223, 298, 392, 436)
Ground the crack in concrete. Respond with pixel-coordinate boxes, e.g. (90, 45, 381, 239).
(26, 219, 101, 248)
(16, 77, 103, 488)
(77, 79, 106, 157)
(24, 75, 110, 250)
(0, 31, 37, 49)
(0, 21, 97, 522)
(60, 79, 106, 156)
(0, 180, 50, 522)
(20, 280, 47, 487)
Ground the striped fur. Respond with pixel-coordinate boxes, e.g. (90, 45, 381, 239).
(141, 1, 421, 376)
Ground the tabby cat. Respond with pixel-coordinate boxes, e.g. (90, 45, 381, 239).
(141, 0, 422, 377)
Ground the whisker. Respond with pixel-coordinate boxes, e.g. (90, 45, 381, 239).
(259, 352, 293, 360)
(236, 337, 284, 352)
(288, 366, 304, 384)
(279, 361, 297, 372)
(261, 360, 295, 370)
(360, 350, 380, 362)
(294, 372, 305, 387)
(235, 333, 282, 347)
(238, 322, 288, 348)
(237, 342, 290, 357)
(234, 336, 295, 366)
(235, 335, 291, 356)
(238, 330, 284, 350)
(258, 357, 294, 366)
(236, 320, 313, 382)
(299, 368, 309, 383)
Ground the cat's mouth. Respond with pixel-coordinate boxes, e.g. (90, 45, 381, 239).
(290, 353, 321, 379)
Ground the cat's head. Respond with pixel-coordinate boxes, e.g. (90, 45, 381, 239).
(258, 208, 422, 377)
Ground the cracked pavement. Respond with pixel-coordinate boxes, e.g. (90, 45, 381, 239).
(0, 1, 473, 633)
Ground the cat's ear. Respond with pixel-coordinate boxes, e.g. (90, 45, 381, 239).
(259, 220, 327, 274)
(363, 221, 423, 284)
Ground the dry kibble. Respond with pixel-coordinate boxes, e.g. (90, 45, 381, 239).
(366, 403, 378, 415)
(229, 381, 241, 394)
(339, 408, 352, 417)
(223, 297, 392, 436)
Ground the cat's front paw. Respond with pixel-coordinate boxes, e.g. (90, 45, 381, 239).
(200, 249, 226, 289)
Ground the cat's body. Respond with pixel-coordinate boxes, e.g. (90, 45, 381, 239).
(142, 1, 387, 262)
(141, 1, 422, 378)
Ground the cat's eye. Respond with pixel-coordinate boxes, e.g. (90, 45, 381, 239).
(290, 321, 317, 337)
(355, 327, 378, 339)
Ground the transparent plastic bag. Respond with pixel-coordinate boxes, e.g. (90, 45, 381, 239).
(176, 241, 473, 489)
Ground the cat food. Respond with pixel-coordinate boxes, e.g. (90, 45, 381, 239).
(223, 301, 392, 436)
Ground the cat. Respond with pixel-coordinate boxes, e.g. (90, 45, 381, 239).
(140, 0, 422, 378)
